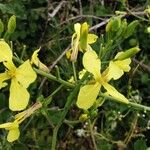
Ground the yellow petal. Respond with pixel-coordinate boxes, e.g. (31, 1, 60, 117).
(9, 78, 30, 111)
(74, 23, 81, 37)
(15, 110, 27, 122)
(115, 59, 131, 72)
(16, 60, 37, 88)
(0, 122, 14, 129)
(108, 59, 131, 80)
(83, 50, 101, 79)
(102, 82, 129, 104)
(71, 37, 79, 61)
(7, 128, 20, 142)
(0, 40, 13, 62)
(3, 60, 16, 71)
(66, 49, 72, 59)
(0, 72, 10, 89)
(0, 121, 18, 130)
(76, 82, 101, 109)
(78, 69, 86, 79)
(31, 49, 49, 72)
(87, 34, 98, 44)
(108, 61, 124, 80)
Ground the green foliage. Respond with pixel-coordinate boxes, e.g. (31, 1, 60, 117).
(134, 139, 147, 150)
(0, 0, 150, 150)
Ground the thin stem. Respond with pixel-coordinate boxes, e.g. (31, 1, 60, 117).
(88, 120, 98, 150)
(100, 93, 150, 111)
(51, 72, 89, 150)
(124, 112, 138, 144)
(34, 68, 74, 88)
(51, 126, 59, 150)
(72, 62, 77, 83)
(49, 84, 64, 97)
(20, 45, 26, 60)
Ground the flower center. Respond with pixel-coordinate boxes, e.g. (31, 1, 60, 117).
(7, 69, 16, 78)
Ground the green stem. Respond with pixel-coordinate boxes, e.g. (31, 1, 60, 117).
(49, 84, 64, 97)
(20, 45, 26, 60)
(100, 93, 150, 111)
(51, 72, 89, 150)
(51, 126, 59, 150)
(34, 68, 74, 88)
(88, 120, 98, 150)
(72, 62, 77, 83)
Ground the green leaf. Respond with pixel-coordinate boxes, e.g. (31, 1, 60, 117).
(47, 109, 63, 125)
(134, 139, 147, 150)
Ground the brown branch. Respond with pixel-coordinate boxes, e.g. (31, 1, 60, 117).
(132, 58, 150, 73)
(38, 45, 70, 90)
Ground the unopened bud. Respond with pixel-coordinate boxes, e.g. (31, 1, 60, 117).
(0, 19, 4, 33)
(116, 46, 141, 60)
(147, 27, 150, 33)
(7, 15, 16, 34)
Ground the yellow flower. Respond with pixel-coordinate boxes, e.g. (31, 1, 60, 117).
(0, 121, 20, 142)
(31, 48, 49, 72)
(76, 50, 129, 110)
(0, 102, 42, 142)
(106, 52, 131, 80)
(68, 22, 98, 61)
(0, 40, 37, 111)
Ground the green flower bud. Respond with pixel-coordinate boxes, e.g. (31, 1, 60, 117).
(147, 27, 150, 33)
(106, 17, 121, 32)
(7, 15, 16, 34)
(124, 20, 139, 39)
(0, 19, 4, 34)
(90, 110, 98, 118)
(111, 17, 121, 32)
(129, 39, 138, 46)
(105, 19, 113, 32)
(80, 22, 88, 50)
(145, 8, 150, 15)
(115, 11, 126, 15)
(116, 46, 141, 60)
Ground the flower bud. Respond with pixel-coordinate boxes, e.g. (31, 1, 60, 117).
(116, 46, 141, 60)
(147, 27, 150, 33)
(0, 19, 4, 34)
(7, 15, 16, 34)
(80, 22, 88, 50)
